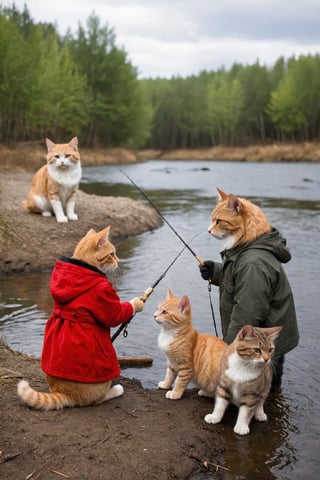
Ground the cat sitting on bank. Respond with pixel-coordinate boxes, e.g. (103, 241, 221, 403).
(154, 289, 227, 400)
(17, 225, 145, 410)
(204, 324, 282, 435)
(23, 137, 81, 223)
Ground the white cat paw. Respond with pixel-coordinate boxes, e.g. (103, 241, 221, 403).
(158, 381, 169, 389)
(204, 413, 220, 424)
(68, 214, 78, 221)
(42, 211, 52, 217)
(112, 384, 124, 397)
(165, 390, 182, 400)
(234, 423, 250, 435)
(255, 411, 267, 422)
(56, 215, 68, 223)
(198, 389, 214, 398)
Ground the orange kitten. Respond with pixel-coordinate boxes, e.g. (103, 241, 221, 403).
(17, 225, 144, 410)
(23, 137, 81, 223)
(208, 187, 271, 250)
(154, 289, 227, 400)
(205, 325, 282, 435)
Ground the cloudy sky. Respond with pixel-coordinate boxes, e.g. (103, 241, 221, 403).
(7, 0, 320, 78)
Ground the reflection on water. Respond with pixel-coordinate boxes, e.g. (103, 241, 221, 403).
(1, 160, 320, 479)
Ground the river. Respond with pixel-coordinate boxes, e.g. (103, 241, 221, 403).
(1, 160, 320, 479)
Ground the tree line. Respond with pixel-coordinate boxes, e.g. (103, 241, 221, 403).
(1, 4, 320, 149)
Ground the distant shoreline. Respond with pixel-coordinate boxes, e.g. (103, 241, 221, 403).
(138, 142, 320, 163)
(1, 142, 320, 172)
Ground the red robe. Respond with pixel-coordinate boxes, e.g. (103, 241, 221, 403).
(41, 257, 133, 383)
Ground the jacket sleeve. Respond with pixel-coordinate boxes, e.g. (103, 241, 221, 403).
(211, 261, 223, 286)
(224, 260, 276, 343)
(91, 281, 134, 327)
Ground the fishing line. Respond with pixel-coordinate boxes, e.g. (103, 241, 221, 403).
(118, 169, 219, 337)
(111, 230, 203, 342)
(119, 169, 204, 265)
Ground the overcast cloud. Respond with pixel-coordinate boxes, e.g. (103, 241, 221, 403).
(6, 0, 320, 78)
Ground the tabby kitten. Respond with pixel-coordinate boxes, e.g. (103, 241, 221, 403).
(204, 324, 282, 435)
(23, 137, 81, 223)
(209, 187, 271, 250)
(18, 225, 144, 410)
(154, 289, 227, 400)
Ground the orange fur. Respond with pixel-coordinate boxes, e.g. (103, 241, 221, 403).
(208, 188, 271, 249)
(17, 226, 124, 410)
(154, 289, 227, 400)
(73, 225, 119, 274)
(23, 137, 81, 223)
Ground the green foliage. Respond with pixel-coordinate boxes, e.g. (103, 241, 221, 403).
(1, 4, 320, 149)
(0, 5, 151, 148)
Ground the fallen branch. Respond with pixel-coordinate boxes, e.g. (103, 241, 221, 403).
(0, 451, 22, 464)
(47, 468, 71, 478)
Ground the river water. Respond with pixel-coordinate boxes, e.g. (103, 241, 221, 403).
(1, 160, 320, 479)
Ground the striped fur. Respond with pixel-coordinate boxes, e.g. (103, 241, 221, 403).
(17, 376, 123, 411)
(204, 324, 282, 435)
(154, 289, 227, 400)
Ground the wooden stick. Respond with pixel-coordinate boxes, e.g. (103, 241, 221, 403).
(118, 356, 153, 368)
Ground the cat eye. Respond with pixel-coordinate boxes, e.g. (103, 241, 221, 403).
(254, 348, 261, 354)
(216, 219, 221, 225)
(109, 252, 116, 258)
(161, 309, 168, 315)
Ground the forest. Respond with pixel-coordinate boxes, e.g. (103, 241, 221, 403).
(1, 4, 320, 149)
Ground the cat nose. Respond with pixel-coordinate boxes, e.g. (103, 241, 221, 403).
(208, 225, 213, 234)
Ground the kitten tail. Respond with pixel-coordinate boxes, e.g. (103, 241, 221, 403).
(17, 380, 73, 411)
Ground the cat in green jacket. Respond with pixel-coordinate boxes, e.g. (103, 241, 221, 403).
(199, 188, 299, 388)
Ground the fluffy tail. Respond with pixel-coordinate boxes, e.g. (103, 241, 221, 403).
(17, 380, 73, 411)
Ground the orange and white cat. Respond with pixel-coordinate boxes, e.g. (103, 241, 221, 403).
(23, 137, 81, 223)
(204, 325, 282, 435)
(208, 187, 271, 250)
(154, 289, 227, 400)
(17, 225, 144, 410)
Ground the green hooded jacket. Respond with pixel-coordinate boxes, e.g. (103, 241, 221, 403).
(211, 228, 299, 361)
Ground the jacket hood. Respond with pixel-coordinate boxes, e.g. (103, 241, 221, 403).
(229, 228, 292, 264)
(50, 257, 106, 304)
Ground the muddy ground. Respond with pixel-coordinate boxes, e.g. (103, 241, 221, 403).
(0, 168, 242, 480)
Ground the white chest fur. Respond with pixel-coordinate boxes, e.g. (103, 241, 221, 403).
(48, 162, 82, 187)
(226, 352, 261, 383)
(158, 328, 176, 353)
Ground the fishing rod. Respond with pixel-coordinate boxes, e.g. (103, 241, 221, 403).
(111, 234, 200, 342)
(119, 169, 204, 266)
(119, 169, 219, 337)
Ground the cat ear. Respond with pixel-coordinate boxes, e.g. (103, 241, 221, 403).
(166, 289, 175, 300)
(68, 137, 78, 151)
(85, 228, 96, 237)
(178, 295, 190, 314)
(216, 187, 228, 201)
(239, 325, 254, 339)
(45, 138, 56, 152)
(96, 226, 111, 248)
(227, 194, 242, 214)
(265, 326, 283, 341)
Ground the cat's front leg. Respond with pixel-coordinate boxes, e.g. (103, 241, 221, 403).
(166, 370, 192, 400)
(158, 365, 176, 390)
(66, 199, 78, 221)
(254, 401, 268, 422)
(50, 199, 68, 223)
(233, 404, 255, 435)
(204, 395, 229, 424)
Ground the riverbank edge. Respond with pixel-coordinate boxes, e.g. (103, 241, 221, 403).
(1, 141, 320, 171)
